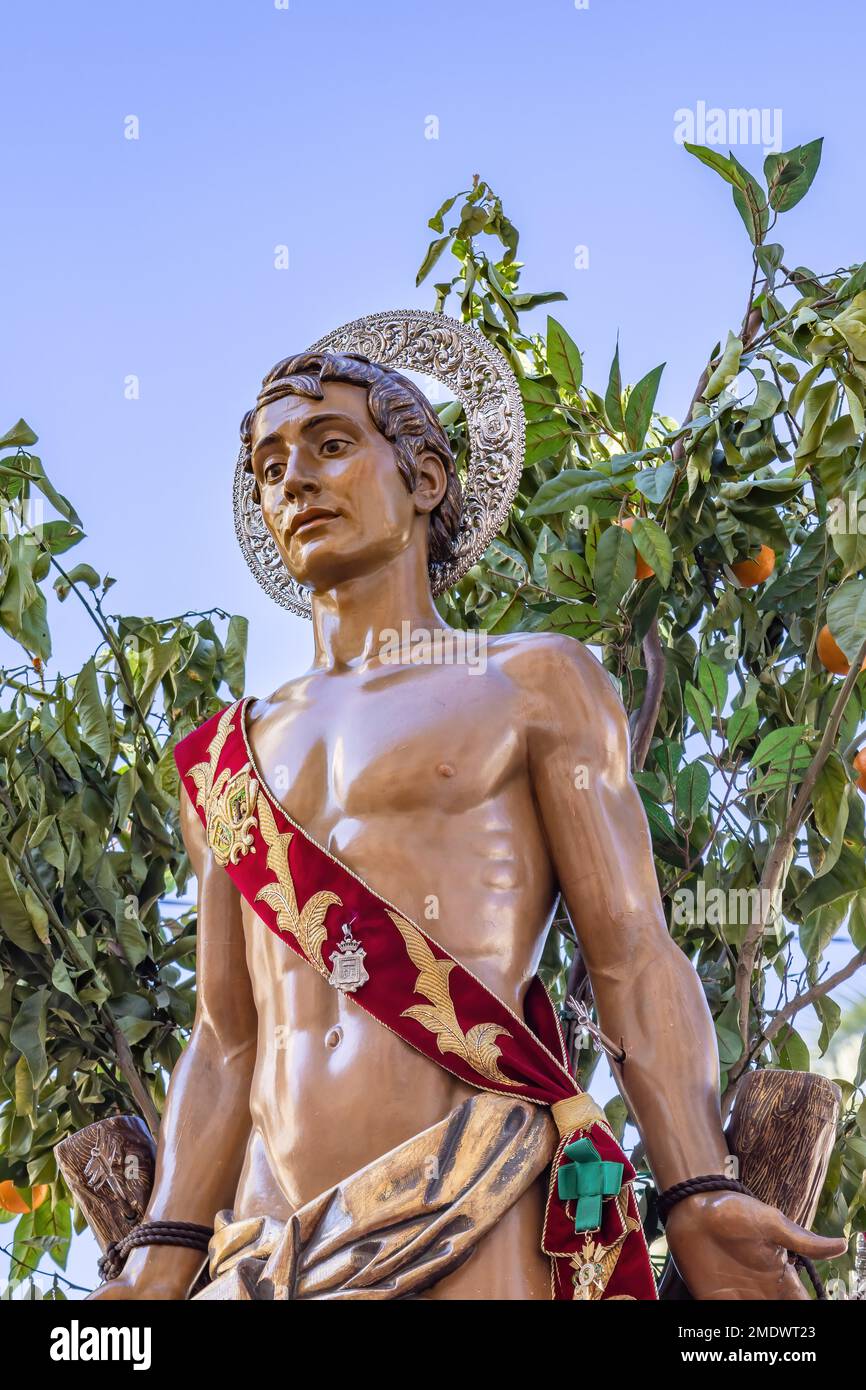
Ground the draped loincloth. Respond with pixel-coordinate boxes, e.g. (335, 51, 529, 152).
(193, 1094, 555, 1300)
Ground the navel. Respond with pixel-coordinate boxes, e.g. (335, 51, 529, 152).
(324, 1025, 343, 1051)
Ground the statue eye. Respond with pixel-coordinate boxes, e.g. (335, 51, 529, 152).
(320, 437, 349, 456)
(263, 459, 285, 482)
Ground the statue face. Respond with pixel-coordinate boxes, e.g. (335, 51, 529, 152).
(250, 380, 441, 595)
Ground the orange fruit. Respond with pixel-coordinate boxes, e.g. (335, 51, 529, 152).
(0, 1180, 49, 1214)
(616, 517, 654, 580)
(816, 625, 866, 676)
(731, 544, 776, 587)
(854, 749, 866, 793)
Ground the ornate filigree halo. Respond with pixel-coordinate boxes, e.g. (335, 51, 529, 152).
(232, 308, 526, 619)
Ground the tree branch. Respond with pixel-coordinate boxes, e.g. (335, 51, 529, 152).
(106, 1015, 161, 1139)
(763, 948, 866, 1046)
(632, 616, 665, 771)
(732, 634, 866, 1068)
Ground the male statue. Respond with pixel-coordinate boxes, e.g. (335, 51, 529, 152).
(91, 315, 845, 1301)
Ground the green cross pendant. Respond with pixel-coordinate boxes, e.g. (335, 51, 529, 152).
(556, 1136, 623, 1233)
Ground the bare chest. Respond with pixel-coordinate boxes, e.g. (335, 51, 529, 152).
(245, 665, 525, 832)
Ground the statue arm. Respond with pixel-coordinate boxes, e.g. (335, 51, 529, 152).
(90, 783, 258, 1299)
(524, 636, 846, 1297)
(523, 636, 729, 1190)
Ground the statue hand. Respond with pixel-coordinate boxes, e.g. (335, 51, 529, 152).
(86, 1273, 188, 1300)
(664, 1190, 847, 1300)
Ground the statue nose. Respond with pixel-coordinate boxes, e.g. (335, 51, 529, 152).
(282, 450, 321, 499)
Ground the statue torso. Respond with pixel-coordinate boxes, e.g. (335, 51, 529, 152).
(233, 637, 560, 1297)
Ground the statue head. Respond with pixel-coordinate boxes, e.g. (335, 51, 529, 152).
(239, 351, 463, 597)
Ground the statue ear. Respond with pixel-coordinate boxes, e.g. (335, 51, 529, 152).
(413, 450, 448, 516)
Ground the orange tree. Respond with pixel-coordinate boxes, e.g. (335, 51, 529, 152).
(424, 147, 865, 1283)
(1, 137, 864, 1294)
(0, 424, 246, 1292)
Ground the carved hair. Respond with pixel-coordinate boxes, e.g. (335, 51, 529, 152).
(239, 351, 463, 569)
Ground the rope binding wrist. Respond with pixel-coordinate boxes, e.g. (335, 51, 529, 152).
(657, 1175, 827, 1301)
(98, 1220, 214, 1283)
(657, 1174, 752, 1224)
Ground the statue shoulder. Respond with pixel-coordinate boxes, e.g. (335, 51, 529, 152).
(489, 630, 622, 704)
(488, 633, 630, 760)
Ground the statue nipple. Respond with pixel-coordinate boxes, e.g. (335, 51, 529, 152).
(437, 763, 456, 778)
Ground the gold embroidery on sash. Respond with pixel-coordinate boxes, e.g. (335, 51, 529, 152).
(387, 909, 515, 1087)
(569, 1191, 639, 1300)
(188, 707, 259, 867)
(254, 795, 343, 976)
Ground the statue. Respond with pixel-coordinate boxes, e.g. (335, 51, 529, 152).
(87, 311, 846, 1300)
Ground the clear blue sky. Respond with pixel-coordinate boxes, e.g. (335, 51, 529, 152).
(1, 0, 864, 1296)
(3, 0, 865, 690)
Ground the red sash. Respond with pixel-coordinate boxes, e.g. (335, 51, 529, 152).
(173, 698, 657, 1301)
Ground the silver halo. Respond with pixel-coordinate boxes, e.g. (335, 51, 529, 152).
(233, 308, 526, 619)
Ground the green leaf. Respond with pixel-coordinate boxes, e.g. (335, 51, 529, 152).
(812, 754, 849, 840)
(764, 139, 823, 214)
(520, 377, 559, 414)
(50, 958, 78, 1000)
(698, 655, 728, 712)
(39, 521, 85, 556)
(725, 703, 758, 755)
(800, 902, 842, 961)
(14, 1053, 34, 1117)
(631, 518, 673, 588)
(524, 467, 605, 515)
(795, 380, 838, 465)
(63, 564, 100, 590)
(704, 331, 743, 400)
(812, 778, 850, 882)
(416, 235, 450, 287)
(0, 860, 44, 952)
(675, 761, 711, 825)
(114, 897, 149, 969)
(427, 190, 466, 233)
(624, 363, 665, 450)
(633, 461, 676, 506)
(604, 340, 625, 432)
(714, 995, 745, 1067)
(545, 549, 591, 598)
(750, 724, 809, 768)
(524, 417, 574, 469)
(798, 845, 866, 919)
(815, 995, 842, 1056)
(546, 317, 583, 396)
(833, 291, 866, 362)
(683, 144, 740, 187)
(116, 1015, 156, 1045)
(74, 659, 112, 769)
(730, 152, 769, 244)
(827, 580, 866, 663)
(775, 1025, 811, 1072)
(592, 524, 636, 618)
(10, 989, 49, 1087)
(849, 891, 866, 950)
(223, 615, 248, 699)
(0, 419, 38, 449)
(684, 683, 713, 742)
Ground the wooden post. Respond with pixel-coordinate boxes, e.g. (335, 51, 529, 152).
(56, 1114, 156, 1254)
(659, 1069, 841, 1299)
(726, 1069, 841, 1227)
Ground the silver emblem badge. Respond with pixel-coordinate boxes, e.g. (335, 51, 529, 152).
(328, 922, 369, 994)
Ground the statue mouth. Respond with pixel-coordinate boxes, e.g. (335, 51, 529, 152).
(289, 507, 341, 540)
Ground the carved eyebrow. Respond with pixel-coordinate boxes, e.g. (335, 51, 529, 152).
(252, 412, 360, 459)
(252, 431, 285, 459)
